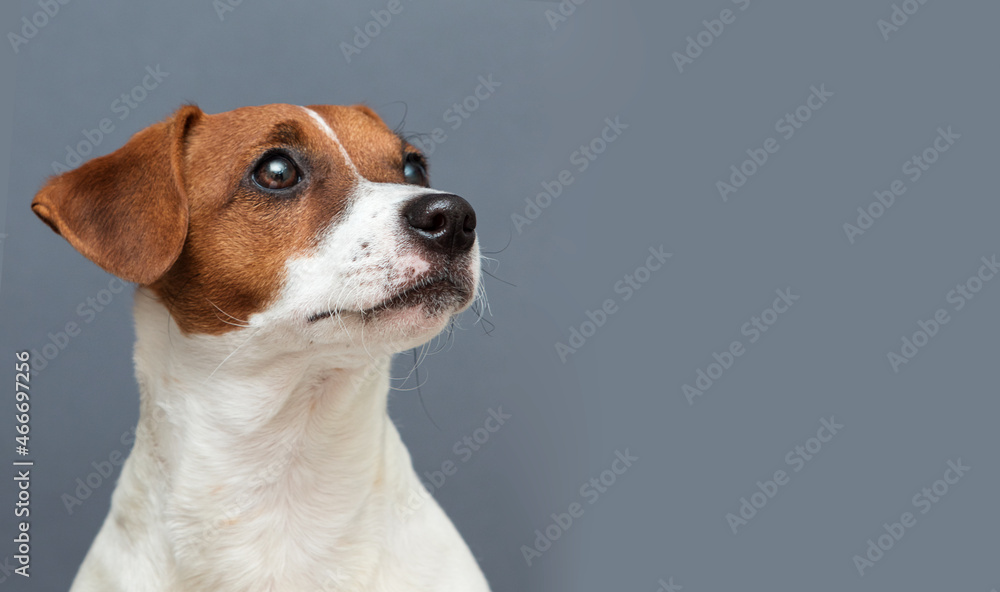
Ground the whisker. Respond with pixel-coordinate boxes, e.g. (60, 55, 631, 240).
(480, 230, 513, 255)
(479, 255, 502, 272)
(377, 100, 409, 135)
(389, 342, 427, 386)
(410, 348, 443, 431)
(205, 328, 262, 382)
(207, 299, 251, 325)
(481, 268, 516, 288)
(472, 282, 490, 325)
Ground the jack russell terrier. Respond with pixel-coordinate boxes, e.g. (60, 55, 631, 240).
(32, 103, 491, 591)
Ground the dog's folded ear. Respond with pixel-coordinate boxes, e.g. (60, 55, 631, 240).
(31, 105, 203, 285)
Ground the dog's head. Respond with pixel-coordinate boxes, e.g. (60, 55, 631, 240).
(32, 104, 481, 355)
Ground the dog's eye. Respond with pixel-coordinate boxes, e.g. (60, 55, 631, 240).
(253, 155, 300, 190)
(403, 153, 428, 186)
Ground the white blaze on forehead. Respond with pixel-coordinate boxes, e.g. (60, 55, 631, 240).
(298, 104, 454, 203)
(300, 106, 362, 178)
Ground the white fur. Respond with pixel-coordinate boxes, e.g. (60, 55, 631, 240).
(68, 109, 489, 591)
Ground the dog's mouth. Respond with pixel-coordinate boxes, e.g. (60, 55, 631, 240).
(308, 274, 472, 323)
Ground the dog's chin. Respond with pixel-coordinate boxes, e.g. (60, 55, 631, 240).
(356, 284, 474, 351)
(307, 276, 476, 352)
(361, 280, 471, 325)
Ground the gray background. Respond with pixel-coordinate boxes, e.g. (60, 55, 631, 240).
(1, 0, 998, 590)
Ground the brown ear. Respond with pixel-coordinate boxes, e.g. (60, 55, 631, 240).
(31, 105, 203, 285)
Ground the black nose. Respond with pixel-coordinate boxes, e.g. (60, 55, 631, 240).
(403, 193, 477, 254)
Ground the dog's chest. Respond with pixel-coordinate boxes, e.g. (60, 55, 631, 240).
(161, 428, 392, 589)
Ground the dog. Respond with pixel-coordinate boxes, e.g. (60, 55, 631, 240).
(32, 103, 491, 591)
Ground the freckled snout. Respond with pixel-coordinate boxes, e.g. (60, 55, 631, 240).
(403, 193, 477, 255)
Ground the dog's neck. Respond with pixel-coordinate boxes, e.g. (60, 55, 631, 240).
(122, 291, 414, 587)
